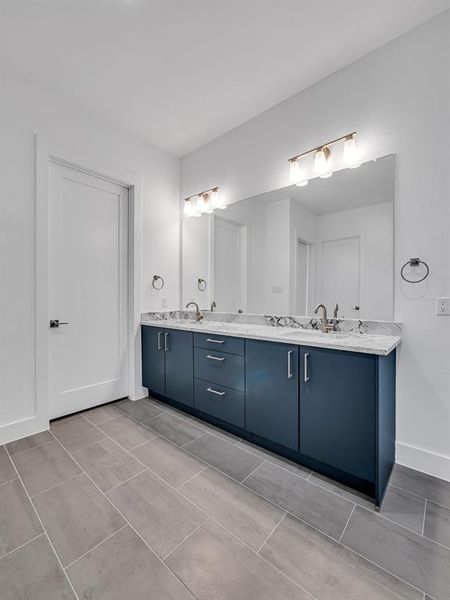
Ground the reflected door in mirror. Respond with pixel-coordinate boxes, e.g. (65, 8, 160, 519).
(214, 217, 246, 312)
(321, 236, 360, 319)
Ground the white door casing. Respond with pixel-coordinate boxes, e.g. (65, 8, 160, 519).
(49, 163, 129, 418)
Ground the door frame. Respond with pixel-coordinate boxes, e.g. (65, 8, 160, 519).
(35, 135, 145, 432)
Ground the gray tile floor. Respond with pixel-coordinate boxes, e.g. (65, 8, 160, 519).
(0, 397, 449, 600)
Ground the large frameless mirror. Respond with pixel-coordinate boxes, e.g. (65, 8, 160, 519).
(182, 154, 394, 320)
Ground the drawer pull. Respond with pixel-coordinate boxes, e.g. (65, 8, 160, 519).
(164, 332, 169, 351)
(157, 332, 163, 350)
(206, 355, 225, 361)
(207, 387, 226, 396)
(206, 338, 225, 344)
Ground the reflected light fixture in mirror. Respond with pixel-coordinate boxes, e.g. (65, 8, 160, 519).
(289, 158, 308, 187)
(343, 133, 361, 168)
(184, 186, 224, 218)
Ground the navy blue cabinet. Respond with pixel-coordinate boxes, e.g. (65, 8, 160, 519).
(141, 325, 395, 507)
(299, 346, 376, 482)
(141, 326, 193, 407)
(141, 326, 165, 396)
(165, 329, 194, 407)
(246, 339, 299, 451)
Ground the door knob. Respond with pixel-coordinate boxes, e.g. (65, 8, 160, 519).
(49, 319, 69, 328)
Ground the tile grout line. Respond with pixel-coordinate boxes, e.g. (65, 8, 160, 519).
(49, 427, 200, 600)
(105, 467, 148, 494)
(4, 436, 57, 458)
(421, 499, 427, 536)
(339, 538, 428, 599)
(236, 443, 312, 480)
(176, 465, 209, 490)
(239, 460, 266, 484)
(255, 511, 288, 554)
(4, 445, 81, 600)
(338, 503, 356, 543)
(389, 483, 450, 511)
(0, 532, 45, 563)
(162, 517, 210, 562)
(30, 473, 82, 500)
(180, 431, 208, 447)
(0, 476, 18, 488)
(63, 524, 129, 571)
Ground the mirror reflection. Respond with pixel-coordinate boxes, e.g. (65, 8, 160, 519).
(182, 154, 394, 320)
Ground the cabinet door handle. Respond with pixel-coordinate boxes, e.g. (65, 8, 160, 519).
(287, 350, 293, 379)
(207, 387, 226, 396)
(206, 354, 225, 361)
(164, 332, 169, 351)
(304, 352, 310, 382)
(157, 332, 163, 350)
(206, 338, 224, 344)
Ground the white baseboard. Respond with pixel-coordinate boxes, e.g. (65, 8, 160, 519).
(396, 442, 450, 482)
(0, 415, 49, 445)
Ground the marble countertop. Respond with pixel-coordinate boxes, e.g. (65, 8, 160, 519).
(140, 316, 401, 356)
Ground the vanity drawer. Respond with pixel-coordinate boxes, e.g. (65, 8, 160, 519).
(194, 347, 244, 391)
(194, 379, 244, 429)
(194, 332, 244, 355)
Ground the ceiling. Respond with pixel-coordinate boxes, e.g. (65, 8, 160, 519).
(0, 1, 447, 157)
(247, 154, 395, 215)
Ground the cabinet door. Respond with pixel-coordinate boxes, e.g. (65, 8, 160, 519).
(141, 326, 165, 396)
(246, 340, 299, 451)
(165, 329, 194, 407)
(300, 346, 375, 481)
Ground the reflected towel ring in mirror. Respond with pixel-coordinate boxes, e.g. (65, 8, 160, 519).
(198, 278, 207, 291)
(400, 258, 429, 283)
(152, 275, 165, 290)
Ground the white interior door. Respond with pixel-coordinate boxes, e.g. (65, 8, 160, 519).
(321, 236, 360, 319)
(49, 163, 129, 418)
(214, 217, 245, 312)
(296, 240, 308, 315)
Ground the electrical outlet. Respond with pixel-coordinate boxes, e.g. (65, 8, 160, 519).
(436, 297, 450, 315)
(161, 297, 168, 309)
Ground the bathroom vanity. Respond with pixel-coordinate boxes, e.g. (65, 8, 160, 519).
(141, 316, 400, 508)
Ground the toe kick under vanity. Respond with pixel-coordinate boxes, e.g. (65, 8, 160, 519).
(140, 315, 401, 508)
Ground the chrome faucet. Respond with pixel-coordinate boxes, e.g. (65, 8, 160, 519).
(186, 302, 203, 322)
(333, 303, 339, 319)
(314, 303, 328, 333)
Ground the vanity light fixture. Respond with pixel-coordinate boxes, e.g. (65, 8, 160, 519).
(288, 131, 359, 183)
(184, 186, 224, 218)
(343, 133, 361, 168)
(289, 158, 308, 187)
(314, 146, 332, 179)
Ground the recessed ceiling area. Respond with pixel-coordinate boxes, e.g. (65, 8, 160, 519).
(0, 1, 447, 156)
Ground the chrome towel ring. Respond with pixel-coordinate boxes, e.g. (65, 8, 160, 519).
(400, 258, 429, 283)
(152, 275, 165, 290)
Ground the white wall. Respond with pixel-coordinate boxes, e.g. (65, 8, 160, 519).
(0, 67, 179, 443)
(316, 202, 393, 320)
(181, 13, 450, 480)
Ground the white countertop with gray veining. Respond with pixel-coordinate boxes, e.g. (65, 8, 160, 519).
(141, 316, 401, 356)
